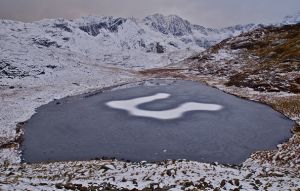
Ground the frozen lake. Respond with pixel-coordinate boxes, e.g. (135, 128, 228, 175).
(21, 80, 294, 164)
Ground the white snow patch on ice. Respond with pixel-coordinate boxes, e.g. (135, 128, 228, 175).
(106, 93, 223, 120)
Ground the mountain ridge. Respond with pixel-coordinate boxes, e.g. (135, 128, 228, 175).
(0, 12, 299, 80)
(0, 13, 260, 80)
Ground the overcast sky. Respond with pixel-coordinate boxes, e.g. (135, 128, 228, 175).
(0, 0, 299, 28)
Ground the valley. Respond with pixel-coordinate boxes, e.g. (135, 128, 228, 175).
(0, 12, 299, 191)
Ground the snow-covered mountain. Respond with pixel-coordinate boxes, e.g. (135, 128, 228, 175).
(282, 11, 300, 24)
(0, 14, 259, 80)
(143, 14, 258, 47)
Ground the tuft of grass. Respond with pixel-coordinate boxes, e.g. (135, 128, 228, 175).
(292, 124, 300, 134)
(139, 68, 188, 79)
(271, 95, 300, 118)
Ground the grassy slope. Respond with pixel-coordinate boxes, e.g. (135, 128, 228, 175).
(225, 24, 300, 93)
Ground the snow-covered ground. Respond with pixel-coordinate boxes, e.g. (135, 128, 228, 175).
(1, 12, 300, 190)
(0, 62, 137, 163)
(1, 159, 299, 191)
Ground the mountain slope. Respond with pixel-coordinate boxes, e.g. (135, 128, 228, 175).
(188, 24, 300, 93)
(0, 14, 258, 80)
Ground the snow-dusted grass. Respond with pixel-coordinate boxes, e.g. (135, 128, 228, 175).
(1, 15, 300, 190)
(1, 159, 299, 191)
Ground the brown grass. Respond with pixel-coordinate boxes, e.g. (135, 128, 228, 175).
(224, 24, 300, 93)
(249, 24, 300, 64)
(270, 95, 300, 119)
(139, 68, 188, 79)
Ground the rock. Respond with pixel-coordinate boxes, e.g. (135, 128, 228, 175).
(7, 172, 15, 176)
(220, 179, 226, 187)
(62, 37, 70, 41)
(156, 43, 165, 53)
(233, 179, 240, 186)
(46, 65, 57, 69)
(132, 179, 138, 186)
(55, 183, 64, 189)
(166, 169, 172, 176)
(54, 23, 72, 32)
(79, 17, 126, 36)
(64, 183, 76, 190)
(254, 179, 262, 185)
(183, 181, 194, 187)
(147, 42, 165, 53)
(149, 183, 160, 189)
(245, 173, 253, 179)
(0, 60, 10, 70)
(78, 187, 89, 191)
(32, 38, 60, 48)
(100, 164, 115, 172)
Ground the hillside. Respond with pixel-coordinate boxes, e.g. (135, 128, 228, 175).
(189, 24, 300, 94)
(141, 22, 300, 180)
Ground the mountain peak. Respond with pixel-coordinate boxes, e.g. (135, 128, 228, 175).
(282, 11, 300, 24)
(75, 16, 127, 36)
(143, 14, 192, 36)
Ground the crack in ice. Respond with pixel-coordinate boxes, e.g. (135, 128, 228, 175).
(106, 93, 223, 120)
